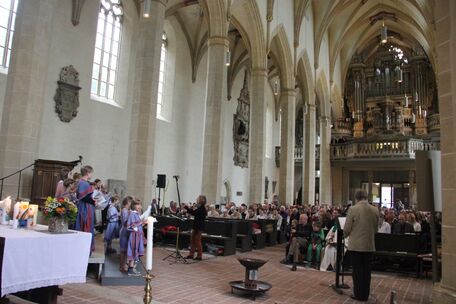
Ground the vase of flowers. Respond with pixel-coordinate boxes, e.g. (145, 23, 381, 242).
(43, 197, 78, 233)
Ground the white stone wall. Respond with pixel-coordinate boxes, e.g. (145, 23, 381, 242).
(153, 19, 207, 205)
(36, 0, 137, 181)
(0, 73, 6, 122)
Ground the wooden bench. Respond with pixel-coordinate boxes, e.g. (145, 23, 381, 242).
(257, 219, 278, 246)
(155, 216, 238, 256)
(373, 233, 423, 276)
(207, 218, 253, 252)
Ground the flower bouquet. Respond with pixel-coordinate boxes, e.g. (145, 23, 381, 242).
(43, 197, 78, 233)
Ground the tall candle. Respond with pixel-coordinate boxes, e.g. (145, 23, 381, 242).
(12, 201, 20, 229)
(29, 204, 39, 226)
(146, 216, 157, 271)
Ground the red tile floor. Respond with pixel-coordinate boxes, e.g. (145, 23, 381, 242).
(51, 244, 432, 304)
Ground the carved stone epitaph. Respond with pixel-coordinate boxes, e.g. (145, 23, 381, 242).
(233, 70, 250, 168)
(54, 65, 81, 122)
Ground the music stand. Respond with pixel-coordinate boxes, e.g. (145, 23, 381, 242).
(162, 214, 189, 264)
(331, 217, 351, 295)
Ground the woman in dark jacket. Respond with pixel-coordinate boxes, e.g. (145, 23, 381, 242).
(185, 195, 207, 260)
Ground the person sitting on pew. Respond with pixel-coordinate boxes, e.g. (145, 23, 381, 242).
(257, 208, 268, 219)
(378, 212, 391, 233)
(207, 205, 219, 217)
(246, 207, 257, 220)
(283, 214, 312, 271)
(306, 221, 325, 268)
(392, 213, 414, 234)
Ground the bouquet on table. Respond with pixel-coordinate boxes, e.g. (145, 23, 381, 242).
(43, 197, 78, 233)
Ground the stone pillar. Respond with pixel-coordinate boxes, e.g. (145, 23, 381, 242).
(279, 88, 296, 204)
(0, 0, 56, 198)
(408, 170, 416, 209)
(342, 168, 350, 204)
(302, 104, 316, 204)
(433, 1, 456, 302)
(368, 171, 374, 202)
(201, 36, 228, 204)
(249, 68, 268, 204)
(126, 0, 166, 205)
(319, 116, 332, 205)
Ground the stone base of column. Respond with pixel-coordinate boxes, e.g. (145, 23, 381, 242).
(433, 284, 456, 304)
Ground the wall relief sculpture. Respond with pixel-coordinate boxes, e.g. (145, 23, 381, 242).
(107, 179, 126, 199)
(233, 70, 250, 168)
(54, 65, 81, 123)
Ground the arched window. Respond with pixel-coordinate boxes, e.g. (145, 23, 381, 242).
(157, 33, 167, 119)
(0, 0, 19, 73)
(91, 0, 123, 103)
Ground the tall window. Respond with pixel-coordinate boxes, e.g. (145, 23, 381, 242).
(157, 33, 167, 118)
(91, 0, 123, 102)
(0, 0, 18, 72)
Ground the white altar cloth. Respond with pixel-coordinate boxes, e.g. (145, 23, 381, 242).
(0, 224, 92, 296)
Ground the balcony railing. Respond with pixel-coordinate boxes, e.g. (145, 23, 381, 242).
(329, 138, 440, 161)
(291, 138, 439, 163)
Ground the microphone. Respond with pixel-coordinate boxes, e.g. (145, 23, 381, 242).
(173, 175, 179, 180)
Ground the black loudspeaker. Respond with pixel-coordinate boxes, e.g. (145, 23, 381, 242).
(157, 174, 166, 189)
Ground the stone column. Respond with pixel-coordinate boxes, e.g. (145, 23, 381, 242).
(368, 171, 374, 202)
(0, 0, 56, 198)
(279, 88, 296, 204)
(126, 0, 166, 205)
(319, 116, 332, 204)
(201, 36, 228, 204)
(342, 168, 350, 204)
(434, 1, 456, 302)
(249, 68, 268, 204)
(302, 104, 316, 204)
(408, 170, 416, 209)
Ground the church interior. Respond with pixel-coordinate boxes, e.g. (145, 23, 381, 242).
(0, 0, 455, 303)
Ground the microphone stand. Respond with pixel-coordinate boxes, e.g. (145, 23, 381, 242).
(174, 176, 182, 211)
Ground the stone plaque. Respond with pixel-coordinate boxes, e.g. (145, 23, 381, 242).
(54, 65, 81, 122)
(107, 179, 127, 199)
(233, 70, 250, 168)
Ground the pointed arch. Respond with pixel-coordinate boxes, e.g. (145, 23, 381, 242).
(296, 50, 315, 106)
(231, 0, 267, 69)
(199, 0, 227, 37)
(269, 25, 294, 90)
(315, 69, 330, 117)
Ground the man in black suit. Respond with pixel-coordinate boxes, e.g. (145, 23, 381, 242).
(184, 195, 207, 260)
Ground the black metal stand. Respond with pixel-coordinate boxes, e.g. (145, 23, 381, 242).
(173, 176, 182, 211)
(157, 188, 161, 215)
(162, 226, 189, 264)
(331, 228, 351, 295)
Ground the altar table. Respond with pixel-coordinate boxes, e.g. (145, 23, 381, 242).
(0, 224, 91, 297)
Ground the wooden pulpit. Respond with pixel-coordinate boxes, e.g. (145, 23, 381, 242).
(31, 158, 81, 205)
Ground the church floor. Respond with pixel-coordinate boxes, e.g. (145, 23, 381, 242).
(51, 243, 432, 304)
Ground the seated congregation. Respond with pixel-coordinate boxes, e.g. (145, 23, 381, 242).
(280, 203, 437, 275)
(63, 165, 437, 280)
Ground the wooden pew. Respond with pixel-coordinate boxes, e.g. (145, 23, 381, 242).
(207, 218, 253, 252)
(373, 233, 423, 276)
(257, 219, 278, 246)
(154, 216, 238, 256)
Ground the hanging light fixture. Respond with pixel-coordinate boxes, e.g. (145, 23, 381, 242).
(404, 94, 409, 107)
(273, 79, 279, 95)
(143, 0, 150, 18)
(225, 49, 231, 66)
(381, 21, 388, 44)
